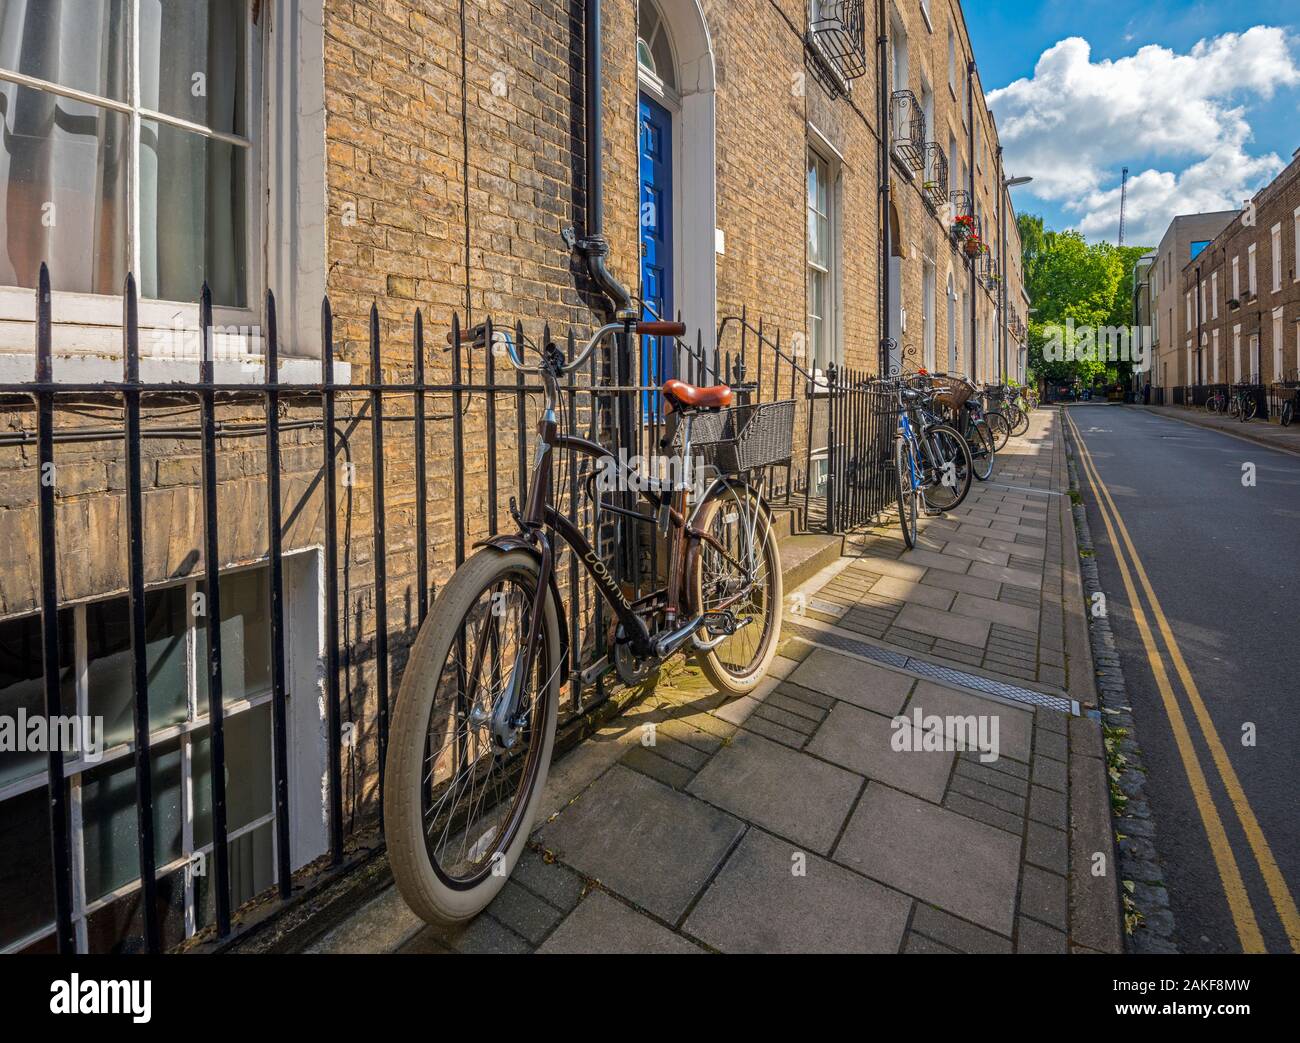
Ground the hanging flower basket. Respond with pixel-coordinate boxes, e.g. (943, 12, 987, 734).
(952, 215, 975, 241)
(962, 235, 982, 257)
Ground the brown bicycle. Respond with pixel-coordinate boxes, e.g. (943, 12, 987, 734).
(384, 317, 787, 924)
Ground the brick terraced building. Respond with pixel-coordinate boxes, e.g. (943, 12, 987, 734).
(1175, 150, 1300, 398)
(0, 0, 1025, 951)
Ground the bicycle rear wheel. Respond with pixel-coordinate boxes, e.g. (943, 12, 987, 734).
(968, 419, 996, 481)
(1008, 403, 1030, 436)
(985, 411, 1011, 451)
(384, 547, 560, 925)
(691, 485, 782, 696)
(1282, 399, 1294, 427)
(920, 423, 973, 512)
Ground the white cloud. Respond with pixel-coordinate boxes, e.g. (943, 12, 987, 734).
(988, 27, 1300, 245)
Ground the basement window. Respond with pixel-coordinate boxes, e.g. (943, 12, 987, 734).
(0, 556, 326, 954)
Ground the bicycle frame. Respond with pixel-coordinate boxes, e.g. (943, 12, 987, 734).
(488, 356, 761, 736)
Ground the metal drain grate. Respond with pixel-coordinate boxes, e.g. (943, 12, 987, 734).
(786, 621, 1076, 715)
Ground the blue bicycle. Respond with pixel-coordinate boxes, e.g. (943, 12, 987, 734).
(893, 383, 972, 548)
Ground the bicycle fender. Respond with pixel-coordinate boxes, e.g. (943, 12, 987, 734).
(469, 534, 570, 691)
(688, 474, 765, 528)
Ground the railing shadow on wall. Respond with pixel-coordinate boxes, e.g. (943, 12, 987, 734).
(1, 266, 904, 953)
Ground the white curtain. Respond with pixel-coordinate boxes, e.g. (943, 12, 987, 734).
(138, 0, 246, 306)
(0, 0, 129, 293)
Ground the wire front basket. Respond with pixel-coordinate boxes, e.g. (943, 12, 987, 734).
(680, 400, 796, 474)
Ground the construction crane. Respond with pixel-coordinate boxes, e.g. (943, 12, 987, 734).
(1117, 166, 1129, 247)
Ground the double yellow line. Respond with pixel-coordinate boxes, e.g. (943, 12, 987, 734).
(1065, 410, 1299, 953)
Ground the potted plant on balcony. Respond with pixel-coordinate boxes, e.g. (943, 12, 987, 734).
(953, 214, 975, 242)
(963, 234, 983, 257)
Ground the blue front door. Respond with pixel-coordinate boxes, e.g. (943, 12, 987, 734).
(638, 93, 673, 416)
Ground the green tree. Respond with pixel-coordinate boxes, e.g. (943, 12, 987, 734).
(1017, 213, 1152, 390)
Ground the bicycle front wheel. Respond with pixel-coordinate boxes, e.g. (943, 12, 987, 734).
(896, 435, 918, 548)
(384, 547, 560, 925)
(1282, 400, 1294, 427)
(691, 485, 782, 696)
(968, 419, 996, 481)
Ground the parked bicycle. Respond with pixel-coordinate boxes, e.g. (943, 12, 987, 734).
(919, 372, 996, 482)
(1233, 384, 1258, 422)
(982, 384, 1023, 441)
(1205, 387, 1228, 414)
(892, 378, 974, 548)
(384, 315, 790, 924)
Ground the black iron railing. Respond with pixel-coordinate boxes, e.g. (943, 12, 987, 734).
(0, 265, 906, 953)
(890, 90, 925, 171)
(922, 143, 948, 211)
(807, 0, 868, 85)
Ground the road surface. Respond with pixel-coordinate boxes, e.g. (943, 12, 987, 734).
(1066, 403, 1300, 954)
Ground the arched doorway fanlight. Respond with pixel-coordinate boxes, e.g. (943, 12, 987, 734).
(638, 0, 677, 91)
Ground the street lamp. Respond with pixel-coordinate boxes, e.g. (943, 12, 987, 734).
(997, 174, 1032, 383)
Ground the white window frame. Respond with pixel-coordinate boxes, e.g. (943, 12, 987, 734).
(1211, 328, 1219, 382)
(1185, 291, 1191, 330)
(1233, 324, 1241, 382)
(1210, 271, 1218, 319)
(0, 553, 327, 954)
(947, 27, 956, 96)
(919, 0, 933, 31)
(1247, 243, 1257, 296)
(1270, 223, 1282, 292)
(806, 146, 841, 374)
(1294, 206, 1300, 282)
(0, 2, 327, 375)
(1272, 307, 1284, 380)
(1231, 255, 1240, 301)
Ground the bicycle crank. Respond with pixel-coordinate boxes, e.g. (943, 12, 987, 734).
(614, 639, 657, 685)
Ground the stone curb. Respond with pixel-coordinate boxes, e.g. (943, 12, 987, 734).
(1062, 418, 1179, 954)
(1046, 409, 1124, 955)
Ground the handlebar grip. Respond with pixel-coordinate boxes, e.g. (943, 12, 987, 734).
(445, 324, 484, 346)
(635, 320, 686, 337)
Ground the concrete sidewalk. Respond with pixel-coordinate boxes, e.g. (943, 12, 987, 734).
(1138, 403, 1300, 456)
(305, 409, 1122, 955)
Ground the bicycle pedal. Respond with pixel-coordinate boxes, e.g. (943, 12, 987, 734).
(701, 611, 737, 635)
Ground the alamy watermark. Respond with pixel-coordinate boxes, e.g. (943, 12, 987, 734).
(891, 706, 1001, 763)
(1041, 319, 1150, 371)
(0, 710, 104, 763)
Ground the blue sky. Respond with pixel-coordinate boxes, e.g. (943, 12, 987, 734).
(969, 1, 1300, 246)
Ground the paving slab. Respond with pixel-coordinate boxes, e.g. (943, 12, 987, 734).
(918, 568, 1002, 599)
(688, 730, 863, 854)
(951, 592, 1039, 633)
(871, 574, 956, 609)
(834, 783, 1021, 936)
(537, 891, 705, 954)
(968, 562, 1043, 590)
(807, 701, 954, 802)
(537, 765, 744, 923)
(785, 647, 915, 715)
(684, 829, 911, 953)
(896, 601, 991, 647)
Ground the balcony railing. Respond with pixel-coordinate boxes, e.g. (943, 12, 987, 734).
(890, 90, 925, 171)
(808, 1, 868, 84)
(978, 250, 1000, 290)
(922, 143, 947, 211)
